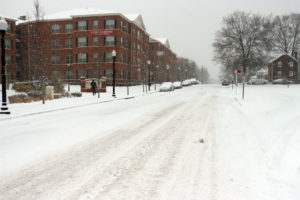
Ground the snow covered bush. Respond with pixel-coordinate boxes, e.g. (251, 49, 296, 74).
(71, 92, 82, 97)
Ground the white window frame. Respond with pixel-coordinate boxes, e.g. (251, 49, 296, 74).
(77, 53, 88, 63)
(105, 36, 116, 46)
(77, 37, 87, 47)
(66, 24, 73, 33)
(105, 19, 115, 29)
(51, 24, 60, 34)
(77, 21, 88, 31)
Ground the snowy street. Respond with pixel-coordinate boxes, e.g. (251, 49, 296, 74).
(0, 84, 299, 200)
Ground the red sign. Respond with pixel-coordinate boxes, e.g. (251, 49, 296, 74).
(237, 70, 241, 73)
(90, 30, 114, 36)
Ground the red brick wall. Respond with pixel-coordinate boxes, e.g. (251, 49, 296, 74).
(17, 15, 149, 84)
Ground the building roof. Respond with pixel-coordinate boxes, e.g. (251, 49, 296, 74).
(268, 53, 298, 64)
(0, 16, 17, 22)
(150, 37, 171, 49)
(124, 14, 146, 30)
(17, 8, 147, 31)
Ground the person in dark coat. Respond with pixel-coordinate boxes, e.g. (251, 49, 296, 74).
(91, 80, 97, 95)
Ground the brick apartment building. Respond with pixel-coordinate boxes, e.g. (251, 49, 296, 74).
(0, 18, 17, 82)
(15, 8, 152, 84)
(149, 37, 177, 83)
(268, 53, 298, 82)
(1, 8, 180, 85)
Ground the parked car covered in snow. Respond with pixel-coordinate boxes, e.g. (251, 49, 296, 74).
(182, 79, 191, 86)
(173, 81, 182, 89)
(159, 82, 174, 92)
(222, 79, 230, 86)
(272, 78, 293, 84)
(190, 78, 198, 85)
(247, 78, 268, 85)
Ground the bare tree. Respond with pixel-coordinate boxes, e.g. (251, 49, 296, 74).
(271, 13, 300, 56)
(213, 11, 272, 77)
(27, 0, 47, 80)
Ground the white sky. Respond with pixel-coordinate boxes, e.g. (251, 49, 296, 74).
(1, 0, 300, 80)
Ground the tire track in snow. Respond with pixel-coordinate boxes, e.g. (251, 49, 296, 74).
(95, 92, 210, 200)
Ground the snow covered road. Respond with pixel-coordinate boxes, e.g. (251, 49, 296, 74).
(0, 85, 299, 199)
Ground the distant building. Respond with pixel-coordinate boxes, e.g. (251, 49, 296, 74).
(268, 53, 298, 82)
(149, 37, 177, 82)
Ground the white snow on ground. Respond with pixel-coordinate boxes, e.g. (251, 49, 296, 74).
(0, 84, 299, 200)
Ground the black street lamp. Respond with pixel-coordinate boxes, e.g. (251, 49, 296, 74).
(67, 63, 70, 92)
(0, 17, 10, 114)
(97, 64, 100, 98)
(147, 60, 151, 91)
(112, 50, 116, 97)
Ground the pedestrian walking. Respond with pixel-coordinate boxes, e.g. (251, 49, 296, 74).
(91, 80, 97, 96)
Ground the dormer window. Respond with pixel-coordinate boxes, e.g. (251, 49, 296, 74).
(289, 62, 294, 67)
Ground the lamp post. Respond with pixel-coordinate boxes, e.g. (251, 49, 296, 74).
(0, 17, 10, 114)
(97, 64, 100, 98)
(67, 63, 70, 92)
(147, 60, 151, 91)
(112, 50, 116, 97)
(155, 65, 159, 90)
(178, 67, 181, 82)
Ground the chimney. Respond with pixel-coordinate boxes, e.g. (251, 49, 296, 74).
(294, 51, 298, 59)
(18, 16, 27, 20)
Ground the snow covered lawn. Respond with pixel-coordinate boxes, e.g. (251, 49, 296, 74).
(0, 84, 299, 200)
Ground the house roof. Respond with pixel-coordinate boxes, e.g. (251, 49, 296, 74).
(268, 53, 298, 64)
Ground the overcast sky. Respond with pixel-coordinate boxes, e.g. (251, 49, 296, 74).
(1, 0, 300, 80)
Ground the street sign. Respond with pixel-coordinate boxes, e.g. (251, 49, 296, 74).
(90, 30, 114, 36)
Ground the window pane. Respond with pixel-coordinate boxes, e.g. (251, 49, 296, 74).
(77, 53, 88, 63)
(105, 36, 115, 46)
(77, 21, 87, 31)
(5, 40, 12, 49)
(93, 53, 99, 62)
(66, 55, 73, 64)
(105, 19, 115, 29)
(93, 37, 99, 46)
(66, 39, 73, 48)
(105, 53, 113, 62)
(51, 24, 60, 34)
(66, 24, 73, 33)
(78, 37, 87, 47)
(93, 21, 98, 29)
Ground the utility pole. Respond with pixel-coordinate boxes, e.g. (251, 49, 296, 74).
(202, 65, 204, 84)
